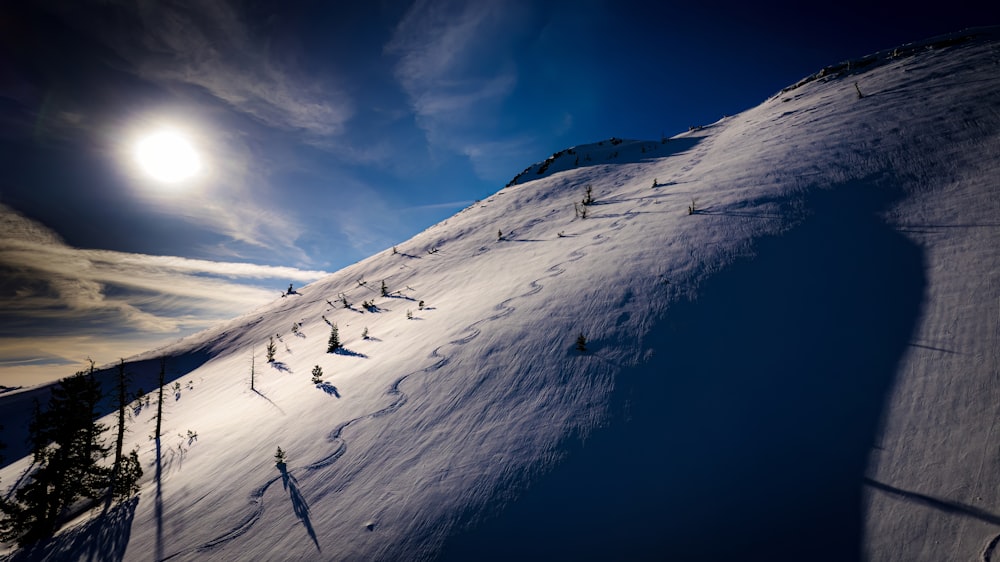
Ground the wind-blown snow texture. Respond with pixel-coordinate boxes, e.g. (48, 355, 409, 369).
(2, 27, 999, 561)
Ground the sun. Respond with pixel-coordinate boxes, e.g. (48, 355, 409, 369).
(134, 130, 201, 183)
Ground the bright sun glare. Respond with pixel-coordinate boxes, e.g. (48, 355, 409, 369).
(135, 130, 201, 183)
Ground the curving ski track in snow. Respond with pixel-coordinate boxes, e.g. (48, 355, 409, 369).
(984, 534, 1000, 562)
(160, 237, 597, 561)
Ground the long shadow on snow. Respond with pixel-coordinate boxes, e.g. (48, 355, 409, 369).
(279, 463, 320, 551)
(9, 496, 139, 562)
(437, 180, 925, 561)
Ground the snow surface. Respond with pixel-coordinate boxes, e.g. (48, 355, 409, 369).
(2, 27, 999, 561)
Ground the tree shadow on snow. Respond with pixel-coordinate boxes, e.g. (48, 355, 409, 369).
(332, 348, 367, 358)
(437, 179, 926, 562)
(252, 389, 287, 415)
(864, 478, 1000, 526)
(10, 497, 139, 562)
(269, 361, 292, 373)
(278, 463, 320, 551)
(317, 383, 340, 397)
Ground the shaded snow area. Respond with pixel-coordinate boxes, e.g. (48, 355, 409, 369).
(2, 27, 999, 561)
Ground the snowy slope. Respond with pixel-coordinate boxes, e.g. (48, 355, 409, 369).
(2, 27, 999, 561)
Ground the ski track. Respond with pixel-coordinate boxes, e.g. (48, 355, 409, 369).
(985, 534, 1000, 562)
(159, 222, 603, 560)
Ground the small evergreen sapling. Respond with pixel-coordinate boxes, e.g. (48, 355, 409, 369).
(113, 448, 143, 501)
(361, 327, 369, 340)
(575, 333, 588, 352)
(266, 337, 276, 363)
(381, 280, 389, 297)
(311, 365, 323, 384)
(327, 324, 341, 352)
(274, 447, 287, 466)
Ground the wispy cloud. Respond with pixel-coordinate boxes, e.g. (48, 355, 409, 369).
(385, 0, 534, 180)
(52, 0, 353, 138)
(460, 136, 541, 183)
(0, 204, 327, 386)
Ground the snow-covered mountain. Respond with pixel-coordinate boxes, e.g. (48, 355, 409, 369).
(2, 27, 999, 561)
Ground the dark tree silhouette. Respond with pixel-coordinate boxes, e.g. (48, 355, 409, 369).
(108, 360, 142, 506)
(327, 324, 341, 353)
(5, 367, 109, 546)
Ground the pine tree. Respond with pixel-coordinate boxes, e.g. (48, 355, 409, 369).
(113, 448, 142, 501)
(266, 336, 277, 363)
(327, 323, 341, 353)
(576, 333, 588, 352)
(7, 369, 110, 545)
(108, 359, 142, 506)
(381, 280, 389, 297)
(275, 446, 287, 466)
(311, 365, 323, 384)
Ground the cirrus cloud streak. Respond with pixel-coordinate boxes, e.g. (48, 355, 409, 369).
(0, 204, 327, 386)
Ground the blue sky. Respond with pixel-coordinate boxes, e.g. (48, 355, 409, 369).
(1, 0, 997, 386)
